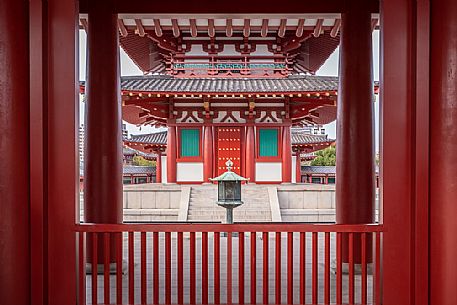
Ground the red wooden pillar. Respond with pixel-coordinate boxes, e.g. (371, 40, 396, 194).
(0, 1, 30, 304)
(336, 3, 375, 263)
(156, 151, 162, 183)
(295, 150, 302, 183)
(282, 125, 292, 183)
(245, 124, 256, 182)
(430, 0, 457, 303)
(167, 126, 177, 183)
(84, 2, 123, 260)
(203, 125, 214, 182)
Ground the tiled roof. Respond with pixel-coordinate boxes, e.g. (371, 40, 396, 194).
(127, 131, 167, 145)
(126, 128, 333, 146)
(123, 146, 157, 158)
(123, 166, 156, 175)
(117, 74, 339, 93)
(291, 128, 334, 145)
(301, 165, 380, 175)
(301, 166, 336, 175)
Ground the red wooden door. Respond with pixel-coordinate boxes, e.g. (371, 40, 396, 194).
(217, 127, 242, 176)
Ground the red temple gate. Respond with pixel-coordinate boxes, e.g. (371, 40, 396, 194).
(216, 127, 242, 176)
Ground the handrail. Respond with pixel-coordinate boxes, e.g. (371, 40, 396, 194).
(76, 222, 384, 233)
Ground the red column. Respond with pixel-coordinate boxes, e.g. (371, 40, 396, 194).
(282, 125, 292, 182)
(203, 125, 214, 182)
(0, 1, 30, 304)
(245, 125, 256, 182)
(156, 151, 162, 183)
(295, 151, 302, 183)
(336, 4, 375, 263)
(430, 0, 457, 303)
(167, 126, 177, 183)
(85, 3, 123, 260)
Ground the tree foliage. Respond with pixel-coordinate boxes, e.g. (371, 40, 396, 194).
(132, 156, 156, 167)
(310, 146, 336, 166)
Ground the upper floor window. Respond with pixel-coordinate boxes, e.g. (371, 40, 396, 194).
(180, 128, 200, 157)
(258, 129, 279, 157)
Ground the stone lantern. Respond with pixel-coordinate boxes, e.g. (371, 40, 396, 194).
(210, 159, 248, 224)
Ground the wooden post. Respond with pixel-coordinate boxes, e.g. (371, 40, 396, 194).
(336, 2, 375, 263)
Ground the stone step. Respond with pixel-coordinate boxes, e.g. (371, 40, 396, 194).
(187, 185, 272, 222)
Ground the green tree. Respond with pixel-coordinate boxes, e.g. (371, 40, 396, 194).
(132, 156, 156, 166)
(310, 146, 336, 166)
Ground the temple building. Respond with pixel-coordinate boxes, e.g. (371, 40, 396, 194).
(81, 75, 341, 184)
(5, 0, 457, 304)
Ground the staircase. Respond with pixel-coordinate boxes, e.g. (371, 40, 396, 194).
(187, 184, 272, 222)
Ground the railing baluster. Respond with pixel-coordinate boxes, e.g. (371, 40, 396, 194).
(239, 232, 245, 304)
(375, 232, 381, 305)
(202, 231, 209, 304)
(361, 232, 368, 305)
(103, 232, 110, 305)
(275, 232, 281, 304)
(116, 233, 123, 305)
(312, 232, 318, 304)
(227, 232, 233, 305)
(336, 232, 342, 305)
(190, 231, 196, 304)
(325, 232, 330, 304)
(287, 232, 293, 304)
(128, 232, 135, 305)
(153, 232, 159, 305)
(349, 232, 355, 305)
(177, 232, 184, 304)
(300, 232, 306, 305)
(250, 232, 256, 305)
(78, 233, 86, 305)
(75, 223, 383, 305)
(263, 232, 269, 305)
(141, 232, 147, 304)
(165, 232, 172, 304)
(214, 232, 221, 305)
(91, 232, 97, 305)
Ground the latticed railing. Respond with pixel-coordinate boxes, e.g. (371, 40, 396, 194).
(76, 223, 383, 305)
(166, 56, 293, 77)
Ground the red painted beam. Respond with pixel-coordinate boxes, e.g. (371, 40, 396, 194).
(80, 0, 380, 14)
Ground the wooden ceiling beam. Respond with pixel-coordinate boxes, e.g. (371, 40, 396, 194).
(80, 18, 89, 33)
(261, 19, 269, 38)
(296, 19, 305, 37)
(243, 19, 251, 38)
(208, 19, 216, 38)
(134, 19, 145, 37)
(278, 19, 287, 38)
(153, 19, 163, 37)
(118, 19, 129, 37)
(189, 19, 198, 37)
(371, 18, 378, 31)
(330, 19, 341, 37)
(226, 19, 233, 37)
(80, 0, 380, 14)
(313, 19, 324, 37)
(171, 19, 180, 38)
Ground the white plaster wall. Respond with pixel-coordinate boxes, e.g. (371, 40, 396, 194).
(292, 156, 297, 183)
(177, 162, 204, 182)
(161, 156, 167, 183)
(255, 162, 282, 182)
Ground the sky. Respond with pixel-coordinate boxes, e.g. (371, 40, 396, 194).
(79, 30, 380, 151)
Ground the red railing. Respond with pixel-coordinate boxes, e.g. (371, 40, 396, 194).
(76, 223, 383, 305)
